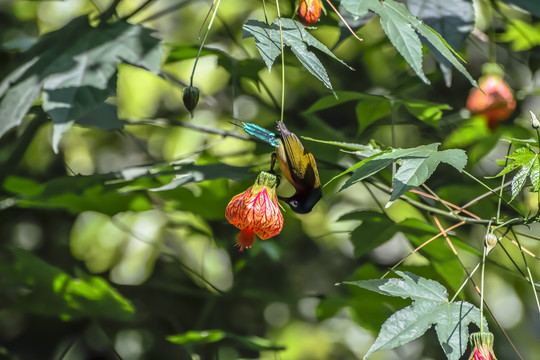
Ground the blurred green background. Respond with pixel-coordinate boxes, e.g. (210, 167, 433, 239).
(0, 0, 539, 359)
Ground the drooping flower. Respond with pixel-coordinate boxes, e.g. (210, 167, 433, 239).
(468, 332, 497, 360)
(225, 171, 283, 251)
(466, 63, 516, 130)
(297, 0, 322, 26)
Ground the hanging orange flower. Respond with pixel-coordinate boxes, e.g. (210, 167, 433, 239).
(468, 332, 497, 360)
(297, 0, 322, 27)
(225, 171, 284, 251)
(466, 64, 516, 130)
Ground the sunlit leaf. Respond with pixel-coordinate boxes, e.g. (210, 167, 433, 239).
(497, 19, 540, 51)
(167, 330, 285, 351)
(489, 146, 540, 201)
(0, 247, 134, 321)
(344, 271, 487, 360)
(389, 145, 467, 206)
(336, 144, 466, 199)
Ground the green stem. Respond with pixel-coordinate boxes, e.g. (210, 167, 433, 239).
(449, 262, 481, 303)
(190, 0, 222, 87)
(275, 0, 285, 123)
(536, 128, 540, 209)
(487, 0, 496, 63)
(480, 239, 487, 332)
(261, 0, 269, 24)
(462, 169, 523, 215)
(497, 143, 512, 222)
(511, 229, 540, 316)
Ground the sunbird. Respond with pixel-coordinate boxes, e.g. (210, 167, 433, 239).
(241, 121, 322, 214)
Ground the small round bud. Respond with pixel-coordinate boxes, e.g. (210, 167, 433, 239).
(182, 86, 200, 118)
(530, 111, 540, 129)
(485, 233, 498, 254)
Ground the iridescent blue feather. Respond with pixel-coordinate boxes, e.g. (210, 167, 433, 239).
(242, 122, 280, 147)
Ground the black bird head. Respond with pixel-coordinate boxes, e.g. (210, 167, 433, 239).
(281, 187, 323, 214)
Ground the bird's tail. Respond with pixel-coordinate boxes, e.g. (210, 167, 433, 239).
(241, 122, 280, 147)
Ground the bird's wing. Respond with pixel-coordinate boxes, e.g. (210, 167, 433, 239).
(278, 126, 321, 189)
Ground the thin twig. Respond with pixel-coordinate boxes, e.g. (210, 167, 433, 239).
(381, 221, 466, 278)
(122, 118, 251, 140)
(511, 229, 540, 316)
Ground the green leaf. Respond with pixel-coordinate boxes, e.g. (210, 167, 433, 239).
(356, 97, 392, 134)
(401, 99, 451, 126)
(501, 0, 540, 18)
(3, 175, 152, 215)
(3, 162, 252, 214)
(389, 146, 467, 206)
(408, 0, 475, 86)
(242, 18, 352, 90)
(497, 19, 540, 51)
(341, 0, 477, 87)
(378, 1, 428, 83)
(167, 330, 225, 345)
(337, 144, 466, 197)
(0, 16, 161, 152)
(305, 92, 450, 132)
(489, 146, 540, 201)
(0, 247, 134, 321)
(344, 271, 486, 360)
(166, 44, 266, 86)
(342, 212, 445, 259)
(302, 136, 382, 154)
(303, 91, 377, 114)
(346, 211, 398, 257)
(167, 330, 285, 351)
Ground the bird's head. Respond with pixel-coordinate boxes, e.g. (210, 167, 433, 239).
(283, 187, 322, 214)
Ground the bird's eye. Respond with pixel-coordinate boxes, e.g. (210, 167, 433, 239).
(291, 200, 299, 207)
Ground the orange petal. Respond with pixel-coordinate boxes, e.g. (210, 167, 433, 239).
(236, 228, 256, 251)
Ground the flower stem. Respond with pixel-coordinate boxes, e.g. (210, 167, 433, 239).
(449, 261, 481, 303)
(275, 0, 285, 123)
(190, 0, 222, 87)
(480, 237, 487, 332)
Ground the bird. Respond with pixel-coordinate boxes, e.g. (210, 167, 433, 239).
(240, 121, 322, 214)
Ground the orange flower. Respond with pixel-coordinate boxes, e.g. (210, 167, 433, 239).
(225, 171, 283, 251)
(466, 64, 516, 130)
(468, 332, 497, 360)
(297, 0, 322, 26)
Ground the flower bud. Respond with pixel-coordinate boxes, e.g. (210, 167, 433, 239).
(297, 0, 322, 26)
(468, 332, 497, 360)
(530, 111, 540, 129)
(182, 86, 200, 118)
(485, 233, 498, 254)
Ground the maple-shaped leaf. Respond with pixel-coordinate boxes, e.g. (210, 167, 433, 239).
(490, 145, 540, 201)
(344, 271, 487, 360)
(317, 142, 466, 207)
(341, 0, 477, 87)
(242, 18, 352, 90)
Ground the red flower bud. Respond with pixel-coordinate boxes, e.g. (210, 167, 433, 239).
(466, 75, 516, 130)
(225, 171, 283, 251)
(468, 332, 497, 360)
(297, 0, 322, 26)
